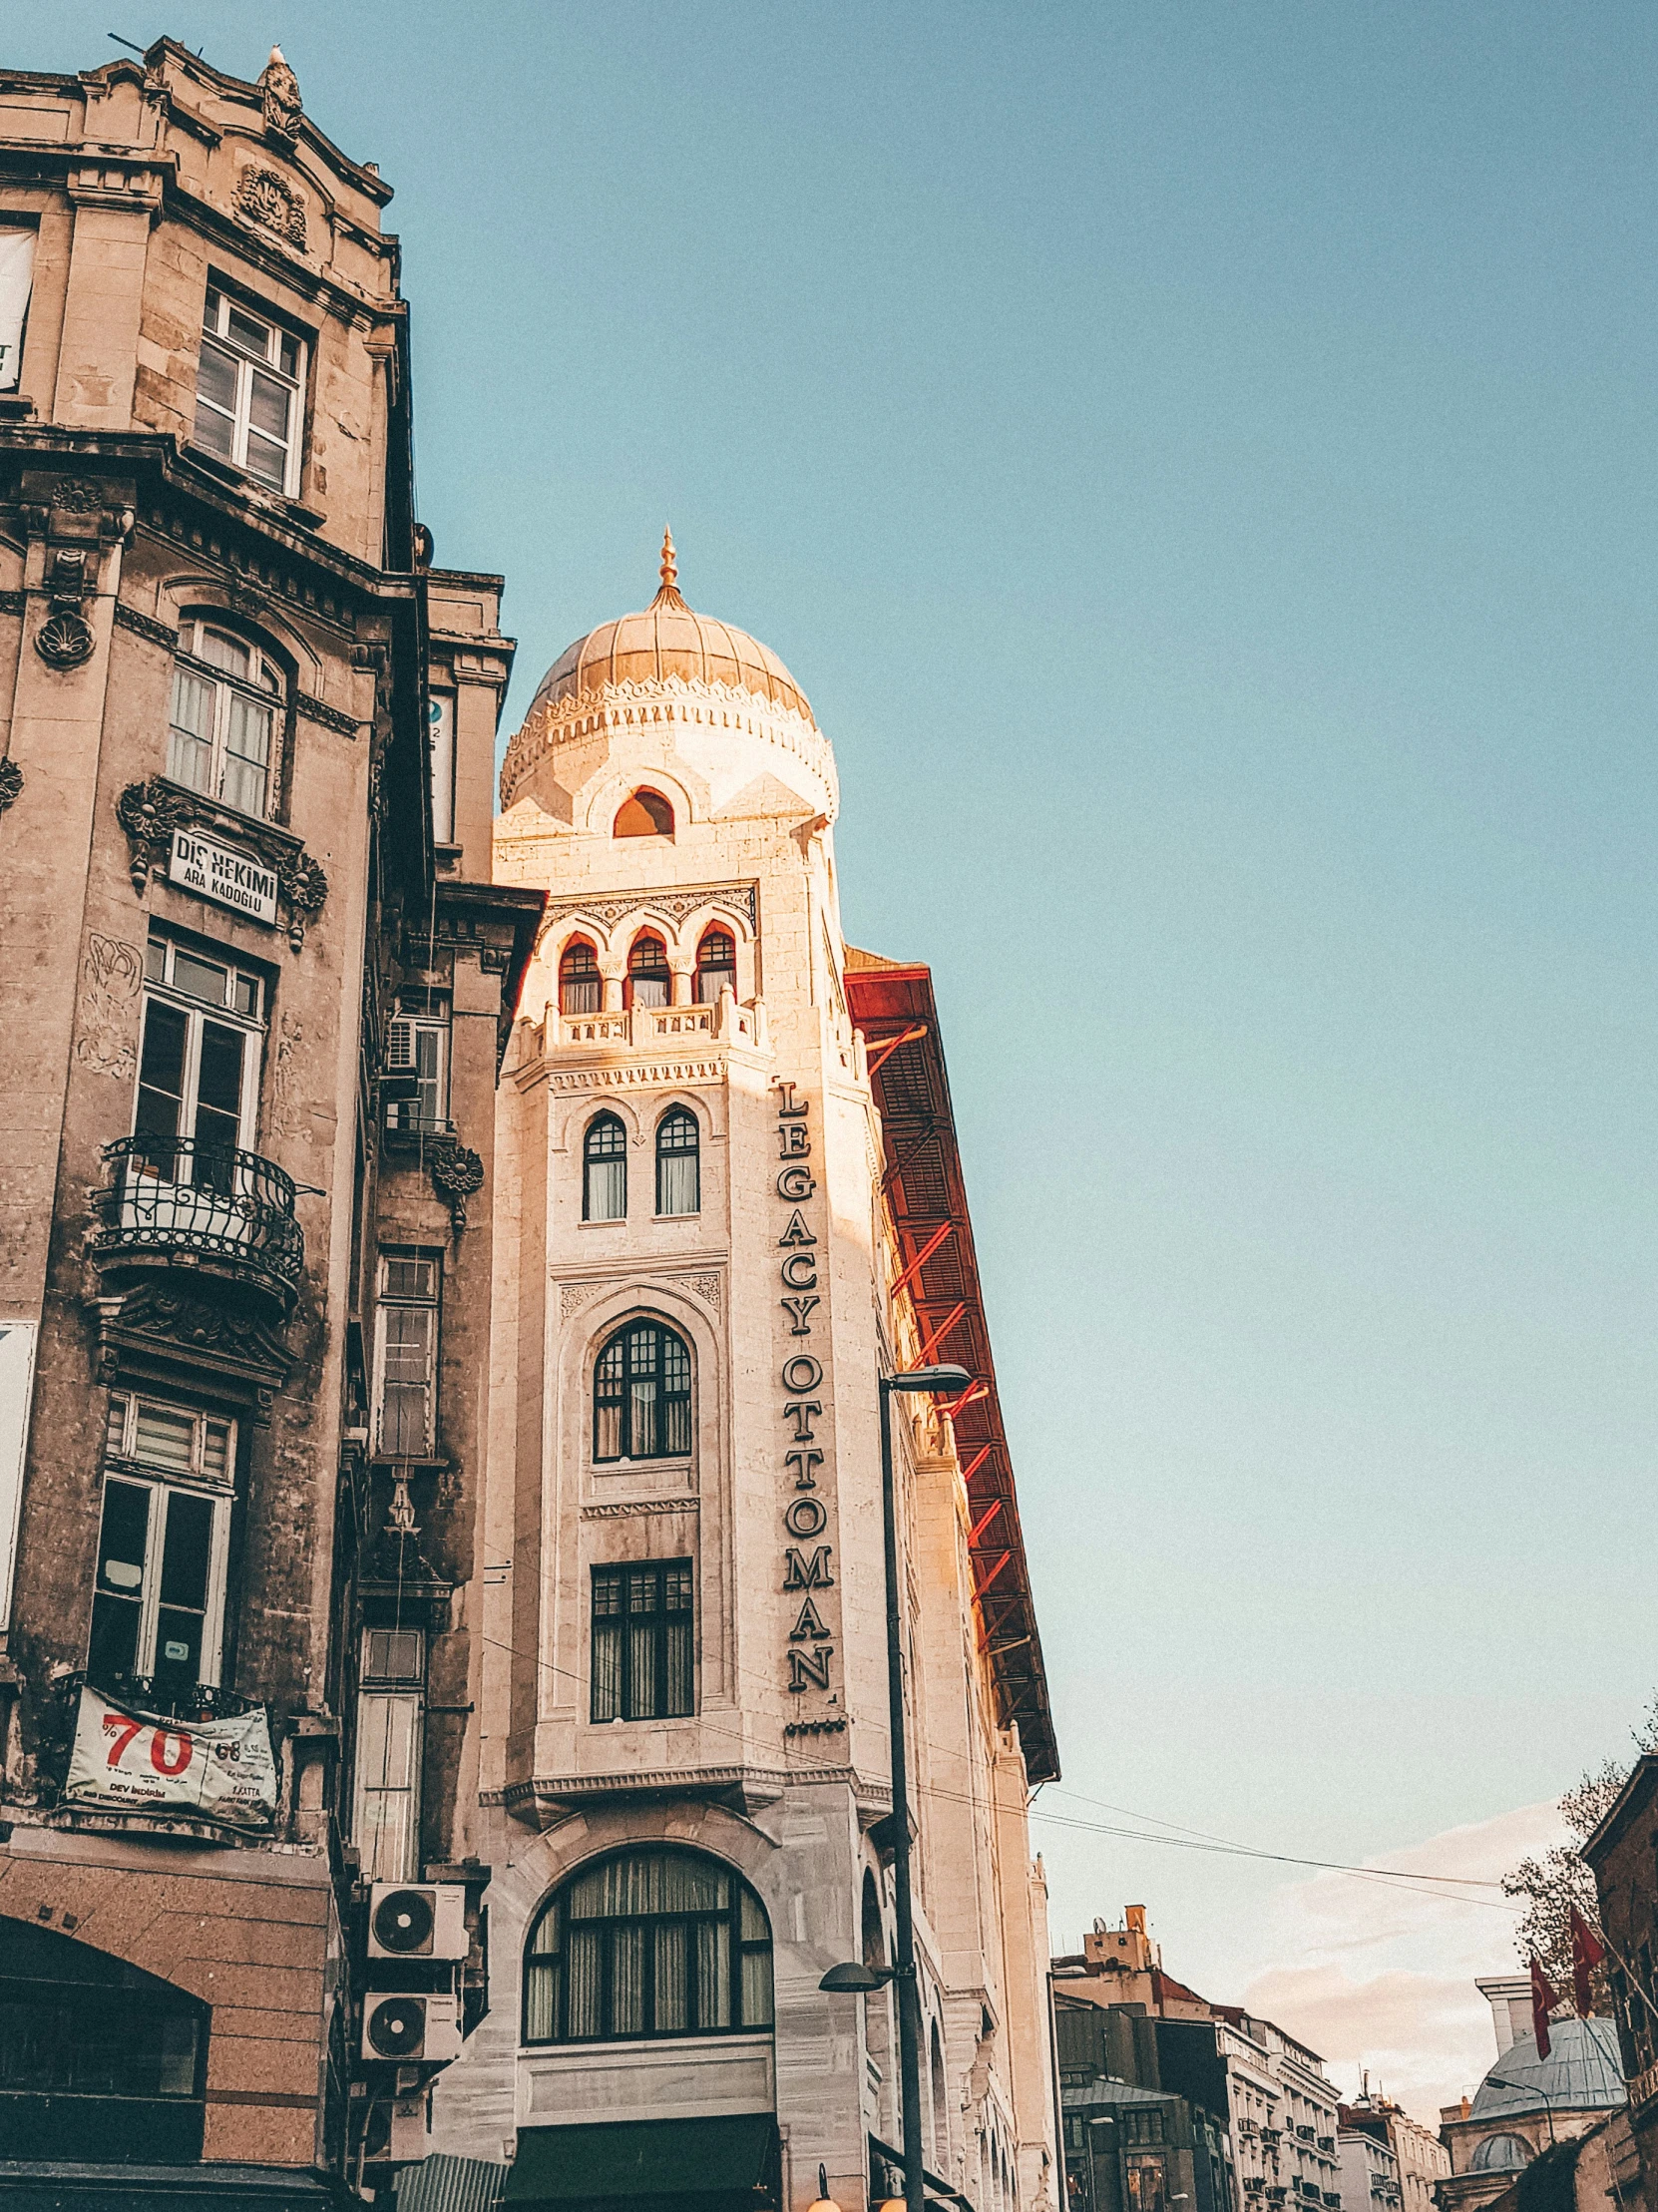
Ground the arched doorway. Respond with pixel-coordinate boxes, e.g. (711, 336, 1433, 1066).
(0, 1916, 208, 2160)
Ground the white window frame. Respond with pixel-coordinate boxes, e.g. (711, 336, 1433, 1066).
(384, 995, 451, 1133)
(372, 1251, 441, 1459)
(168, 619, 285, 821)
(354, 1628, 426, 1882)
(136, 934, 265, 1156)
(192, 285, 305, 496)
(92, 1393, 236, 1687)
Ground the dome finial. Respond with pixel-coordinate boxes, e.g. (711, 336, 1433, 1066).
(651, 527, 687, 612)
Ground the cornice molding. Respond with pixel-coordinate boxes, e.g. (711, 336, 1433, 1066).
(112, 600, 180, 650)
(580, 1499, 700, 1522)
(293, 689, 362, 738)
(534, 880, 758, 955)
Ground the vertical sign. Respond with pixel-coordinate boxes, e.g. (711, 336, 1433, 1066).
(0, 1321, 39, 1629)
(0, 230, 35, 392)
(774, 1081, 845, 1737)
(429, 690, 455, 846)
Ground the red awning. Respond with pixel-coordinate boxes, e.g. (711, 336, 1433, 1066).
(845, 956, 1058, 1786)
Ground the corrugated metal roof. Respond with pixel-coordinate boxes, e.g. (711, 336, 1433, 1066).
(395, 2155, 508, 2212)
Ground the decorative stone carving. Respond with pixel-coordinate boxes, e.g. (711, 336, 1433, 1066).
(0, 758, 21, 815)
(258, 46, 302, 137)
(294, 691, 362, 739)
(35, 607, 95, 669)
(685, 1273, 722, 1310)
(535, 880, 758, 953)
(74, 936, 143, 1080)
(94, 1282, 292, 1421)
(428, 1136, 484, 1231)
(560, 1280, 609, 1321)
(500, 671, 837, 818)
(115, 778, 330, 950)
(112, 601, 179, 650)
(234, 166, 306, 251)
(581, 1500, 700, 1522)
(48, 479, 106, 514)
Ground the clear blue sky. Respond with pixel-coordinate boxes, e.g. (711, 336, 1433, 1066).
(29, 3, 1657, 1993)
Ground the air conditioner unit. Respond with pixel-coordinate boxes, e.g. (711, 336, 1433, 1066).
(368, 1883, 469, 1962)
(361, 1990, 462, 2064)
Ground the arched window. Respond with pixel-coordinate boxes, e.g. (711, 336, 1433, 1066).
(625, 934, 670, 1010)
(594, 1319, 691, 1461)
(694, 929, 736, 1005)
(655, 1107, 700, 1216)
(1471, 2136, 1533, 2174)
(0, 1917, 208, 2160)
(583, 1113, 626, 1222)
(168, 619, 283, 818)
(614, 789, 674, 838)
(560, 939, 601, 1016)
(524, 1849, 772, 2045)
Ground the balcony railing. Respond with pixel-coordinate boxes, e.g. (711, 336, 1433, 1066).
(94, 1135, 303, 1297)
(550, 995, 765, 1054)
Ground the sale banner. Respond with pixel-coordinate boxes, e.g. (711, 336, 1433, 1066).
(66, 1685, 277, 1831)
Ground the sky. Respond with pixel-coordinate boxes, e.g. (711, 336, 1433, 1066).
(23, 0, 1658, 2118)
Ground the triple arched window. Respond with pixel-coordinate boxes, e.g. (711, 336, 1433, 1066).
(523, 1849, 773, 2045)
(594, 1320, 691, 1462)
(582, 1108, 701, 1221)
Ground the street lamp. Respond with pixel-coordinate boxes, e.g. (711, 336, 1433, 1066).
(1484, 2073, 1558, 2148)
(819, 1362, 973, 2212)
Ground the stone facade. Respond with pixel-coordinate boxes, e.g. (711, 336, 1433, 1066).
(417, 551, 1061, 2212)
(0, 40, 538, 2198)
(1583, 1754, 1658, 2212)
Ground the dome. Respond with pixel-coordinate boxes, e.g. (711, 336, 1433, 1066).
(529, 531, 812, 725)
(1469, 2135, 1532, 2174)
(1468, 2019, 1624, 2120)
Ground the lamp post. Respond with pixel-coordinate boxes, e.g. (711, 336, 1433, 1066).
(1484, 2073, 1559, 2149)
(820, 1363, 973, 2212)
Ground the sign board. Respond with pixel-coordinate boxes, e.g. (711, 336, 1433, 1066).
(169, 827, 278, 926)
(0, 1321, 37, 1630)
(66, 1684, 278, 1831)
(0, 229, 33, 392)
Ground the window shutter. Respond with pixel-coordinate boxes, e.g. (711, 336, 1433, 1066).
(385, 1019, 415, 1071)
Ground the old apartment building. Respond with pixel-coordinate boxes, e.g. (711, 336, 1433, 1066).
(0, 41, 539, 2203)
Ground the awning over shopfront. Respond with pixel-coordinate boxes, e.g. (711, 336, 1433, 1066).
(504, 2116, 779, 2212)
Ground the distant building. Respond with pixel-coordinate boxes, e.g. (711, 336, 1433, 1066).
(1052, 1910, 1344, 2212)
(1338, 2091, 1445, 2212)
(1437, 1979, 1627, 2212)
(1053, 1990, 1234, 2212)
(1582, 1752, 1658, 2212)
(1337, 2102, 1402, 2212)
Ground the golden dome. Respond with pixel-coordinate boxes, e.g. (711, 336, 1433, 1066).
(528, 531, 812, 725)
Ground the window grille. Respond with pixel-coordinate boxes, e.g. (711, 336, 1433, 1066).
(593, 1321, 691, 1462)
(560, 939, 601, 1015)
(523, 1849, 771, 2045)
(583, 1113, 626, 1221)
(655, 1106, 700, 1216)
(591, 1560, 693, 1722)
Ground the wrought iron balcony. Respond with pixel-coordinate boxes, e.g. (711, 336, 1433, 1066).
(93, 1135, 303, 1305)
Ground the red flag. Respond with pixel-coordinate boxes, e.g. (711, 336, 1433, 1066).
(1570, 1907, 1606, 2016)
(1530, 1954, 1557, 2058)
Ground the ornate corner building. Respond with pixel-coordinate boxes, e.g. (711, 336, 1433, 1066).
(0, 36, 1062, 2212)
(424, 543, 1061, 2212)
(0, 41, 541, 2205)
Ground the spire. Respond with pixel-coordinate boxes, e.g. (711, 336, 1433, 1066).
(650, 527, 687, 612)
